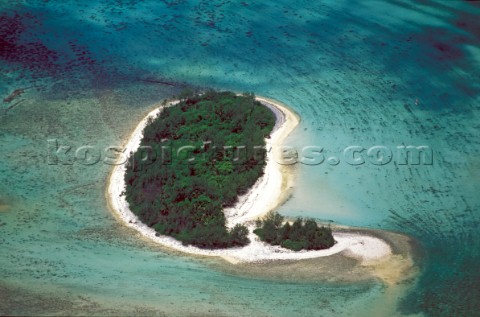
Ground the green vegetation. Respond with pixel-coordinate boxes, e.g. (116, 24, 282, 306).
(253, 211, 335, 251)
(124, 91, 276, 249)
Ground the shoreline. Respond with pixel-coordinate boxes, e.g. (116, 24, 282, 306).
(106, 96, 393, 264)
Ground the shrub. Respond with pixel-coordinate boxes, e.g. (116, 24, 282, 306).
(254, 212, 335, 251)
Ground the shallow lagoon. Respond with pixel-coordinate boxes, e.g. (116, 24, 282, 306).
(1, 0, 479, 316)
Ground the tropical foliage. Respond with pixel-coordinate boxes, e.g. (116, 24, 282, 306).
(124, 91, 275, 249)
(254, 211, 335, 251)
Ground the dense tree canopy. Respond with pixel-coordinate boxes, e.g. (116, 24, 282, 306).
(254, 211, 335, 251)
(124, 91, 276, 249)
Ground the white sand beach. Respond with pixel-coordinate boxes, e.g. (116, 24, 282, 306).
(106, 96, 392, 264)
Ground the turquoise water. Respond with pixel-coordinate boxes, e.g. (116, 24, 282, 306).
(1, 0, 479, 316)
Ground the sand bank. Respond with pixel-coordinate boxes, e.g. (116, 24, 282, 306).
(106, 96, 393, 264)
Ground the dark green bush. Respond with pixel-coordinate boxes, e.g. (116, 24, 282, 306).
(254, 211, 335, 251)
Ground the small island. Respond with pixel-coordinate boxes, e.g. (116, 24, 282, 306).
(124, 91, 276, 249)
(109, 92, 392, 263)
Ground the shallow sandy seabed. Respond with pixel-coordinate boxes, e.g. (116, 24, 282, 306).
(199, 226, 419, 286)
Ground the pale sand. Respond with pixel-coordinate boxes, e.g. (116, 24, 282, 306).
(0, 202, 10, 212)
(106, 96, 393, 264)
